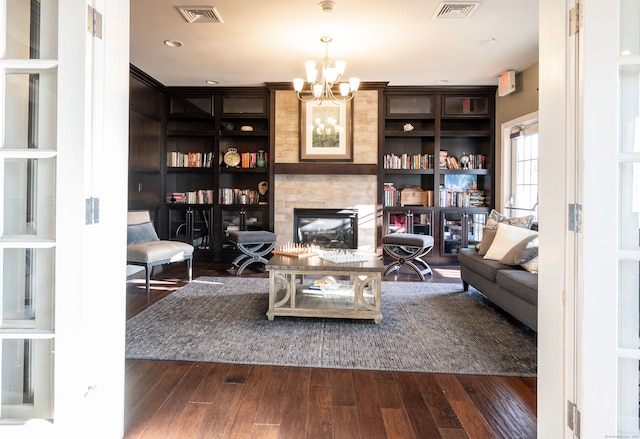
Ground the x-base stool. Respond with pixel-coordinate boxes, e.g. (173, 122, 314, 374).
(227, 230, 277, 275)
(382, 233, 434, 280)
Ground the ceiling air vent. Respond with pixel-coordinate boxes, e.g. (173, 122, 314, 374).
(177, 6, 224, 23)
(433, 1, 481, 19)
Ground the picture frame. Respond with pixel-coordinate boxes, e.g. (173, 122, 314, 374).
(299, 99, 353, 161)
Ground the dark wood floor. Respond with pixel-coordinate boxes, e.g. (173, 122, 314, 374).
(125, 261, 537, 439)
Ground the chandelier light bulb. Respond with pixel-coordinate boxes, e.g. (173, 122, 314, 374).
(305, 60, 317, 83)
(324, 67, 339, 84)
(293, 78, 304, 92)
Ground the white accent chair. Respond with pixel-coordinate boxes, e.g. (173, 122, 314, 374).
(127, 211, 194, 293)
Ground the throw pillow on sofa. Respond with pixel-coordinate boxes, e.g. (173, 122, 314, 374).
(499, 235, 538, 265)
(521, 256, 539, 273)
(127, 221, 160, 245)
(485, 209, 535, 230)
(483, 223, 538, 261)
(476, 228, 497, 256)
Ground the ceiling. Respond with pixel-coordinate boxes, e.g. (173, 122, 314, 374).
(130, 0, 539, 88)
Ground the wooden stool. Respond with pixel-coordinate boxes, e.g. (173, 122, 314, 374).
(227, 230, 277, 275)
(382, 233, 434, 280)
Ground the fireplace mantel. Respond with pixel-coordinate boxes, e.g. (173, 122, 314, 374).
(274, 163, 378, 175)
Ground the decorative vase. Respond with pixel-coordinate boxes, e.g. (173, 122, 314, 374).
(256, 150, 266, 168)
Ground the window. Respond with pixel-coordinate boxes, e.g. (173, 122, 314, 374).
(506, 121, 539, 221)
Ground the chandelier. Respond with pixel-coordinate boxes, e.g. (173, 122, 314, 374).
(293, 36, 360, 104)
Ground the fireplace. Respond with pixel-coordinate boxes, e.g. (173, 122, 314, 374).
(293, 208, 358, 249)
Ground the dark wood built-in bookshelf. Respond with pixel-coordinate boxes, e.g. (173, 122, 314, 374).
(379, 87, 496, 263)
(129, 68, 273, 262)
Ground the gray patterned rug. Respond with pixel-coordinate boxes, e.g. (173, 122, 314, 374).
(125, 276, 537, 376)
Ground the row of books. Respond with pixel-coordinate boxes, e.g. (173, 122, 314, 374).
(219, 188, 260, 205)
(383, 153, 434, 170)
(439, 189, 485, 208)
(239, 151, 267, 169)
(167, 151, 215, 168)
(166, 189, 214, 204)
(439, 151, 486, 169)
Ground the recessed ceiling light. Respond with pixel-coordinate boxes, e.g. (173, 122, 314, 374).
(164, 40, 183, 48)
(205, 80, 219, 85)
(481, 37, 496, 44)
(436, 80, 449, 84)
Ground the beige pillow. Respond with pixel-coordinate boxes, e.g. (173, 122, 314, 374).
(477, 228, 497, 256)
(483, 223, 538, 261)
(500, 235, 538, 265)
(521, 256, 539, 273)
(485, 209, 534, 230)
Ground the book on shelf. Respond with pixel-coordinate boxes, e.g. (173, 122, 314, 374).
(235, 151, 268, 169)
(446, 155, 460, 169)
(438, 187, 485, 208)
(383, 182, 399, 207)
(439, 153, 486, 170)
(439, 150, 448, 168)
(383, 153, 434, 170)
(219, 187, 260, 205)
(167, 151, 214, 168)
(166, 189, 214, 204)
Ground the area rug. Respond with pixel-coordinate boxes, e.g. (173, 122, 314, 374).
(125, 276, 536, 376)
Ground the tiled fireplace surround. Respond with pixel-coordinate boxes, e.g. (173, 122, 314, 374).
(273, 90, 379, 252)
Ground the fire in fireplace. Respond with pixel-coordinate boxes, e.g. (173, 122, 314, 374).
(293, 208, 358, 249)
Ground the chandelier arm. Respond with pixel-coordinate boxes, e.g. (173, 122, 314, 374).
(296, 91, 323, 102)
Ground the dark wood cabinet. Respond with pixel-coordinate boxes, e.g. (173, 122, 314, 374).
(380, 87, 496, 263)
(440, 209, 488, 259)
(162, 88, 272, 262)
(166, 204, 214, 257)
(128, 68, 164, 214)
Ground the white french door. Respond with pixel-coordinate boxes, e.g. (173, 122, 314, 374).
(1, 1, 129, 437)
(0, 0, 57, 421)
(617, 0, 640, 433)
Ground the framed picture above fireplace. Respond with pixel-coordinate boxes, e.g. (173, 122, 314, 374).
(299, 99, 353, 162)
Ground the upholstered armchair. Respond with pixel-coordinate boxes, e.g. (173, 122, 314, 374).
(127, 211, 194, 293)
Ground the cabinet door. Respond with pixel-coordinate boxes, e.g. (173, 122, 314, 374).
(441, 210, 487, 256)
(442, 96, 489, 116)
(169, 96, 213, 116)
(168, 206, 212, 251)
(222, 207, 267, 237)
(385, 208, 433, 236)
(466, 212, 487, 249)
(441, 211, 464, 256)
(222, 96, 267, 115)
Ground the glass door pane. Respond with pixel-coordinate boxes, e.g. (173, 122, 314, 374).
(5, 0, 58, 59)
(467, 213, 486, 249)
(2, 247, 54, 329)
(619, 0, 640, 434)
(3, 158, 56, 239)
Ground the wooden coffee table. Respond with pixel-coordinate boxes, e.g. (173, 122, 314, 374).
(265, 253, 385, 324)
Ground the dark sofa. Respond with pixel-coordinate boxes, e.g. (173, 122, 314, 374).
(457, 247, 538, 332)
